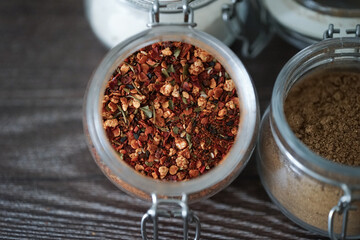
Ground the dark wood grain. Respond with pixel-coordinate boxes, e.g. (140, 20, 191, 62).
(0, 1, 326, 239)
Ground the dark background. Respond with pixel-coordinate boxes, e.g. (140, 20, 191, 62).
(0, 1, 327, 239)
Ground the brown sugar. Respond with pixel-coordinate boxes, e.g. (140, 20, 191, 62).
(284, 68, 360, 166)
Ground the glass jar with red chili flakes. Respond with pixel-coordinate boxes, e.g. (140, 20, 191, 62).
(83, 2, 259, 239)
(104, 39, 247, 182)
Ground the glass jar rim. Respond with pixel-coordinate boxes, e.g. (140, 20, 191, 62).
(85, 25, 259, 200)
(271, 37, 360, 183)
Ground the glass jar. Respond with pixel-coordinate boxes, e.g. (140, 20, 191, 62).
(257, 36, 360, 239)
(83, 3, 259, 238)
(84, 0, 249, 48)
(261, 0, 360, 49)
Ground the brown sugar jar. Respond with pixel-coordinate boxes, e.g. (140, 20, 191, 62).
(257, 25, 360, 239)
(83, 1, 259, 239)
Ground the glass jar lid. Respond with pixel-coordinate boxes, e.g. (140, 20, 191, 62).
(262, 0, 360, 48)
(295, 0, 360, 17)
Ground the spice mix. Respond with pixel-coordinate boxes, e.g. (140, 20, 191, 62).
(102, 41, 241, 181)
(258, 65, 360, 236)
(285, 67, 360, 166)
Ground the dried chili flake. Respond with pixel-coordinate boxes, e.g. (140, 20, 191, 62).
(102, 41, 241, 181)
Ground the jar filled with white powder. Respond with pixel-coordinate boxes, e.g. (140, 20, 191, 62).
(84, 0, 248, 48)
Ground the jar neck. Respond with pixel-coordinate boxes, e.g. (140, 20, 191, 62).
(270, 37, 360, 186)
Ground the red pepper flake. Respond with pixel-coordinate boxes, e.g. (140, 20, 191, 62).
(102, 41, 241, 181)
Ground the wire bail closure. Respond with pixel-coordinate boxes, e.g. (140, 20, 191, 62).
(323, 23, 360, 41)
(328, 185, 359, 240)
(148, 0, 197, 28)
(141, 193, 201, 240)
(323, 24, 360, 39)
(222, 0, 273, 58)
(346, 24, 360, 38)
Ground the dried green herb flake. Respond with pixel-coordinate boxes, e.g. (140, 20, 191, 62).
(173, 126, 179, 134)
(140, 106, 153, 118)
(174, 48, 181, 59)
(167, 64, 175, 73)
(161, 68, 169, 78)
(186, 133, 192, 149)
(194, 107, 202, 113)
(169, 99, 174, 110)
(145, 161, 153, 167)
(117, 105, 128, 124)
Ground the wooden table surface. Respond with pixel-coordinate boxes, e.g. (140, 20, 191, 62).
(0, 1, 328, 239)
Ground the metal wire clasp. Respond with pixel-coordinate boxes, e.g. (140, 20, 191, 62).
(323, 24, 360, 40)
(222, 0, 273, 58)
(328, 185, 359, 240)
(141, 193, 201, 240)
(148, 0, 196, 28)
(346, 24, 360, 38)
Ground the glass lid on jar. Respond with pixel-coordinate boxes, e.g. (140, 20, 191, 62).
(262, 0, 360, 48)
(295, 0, 360, 17)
